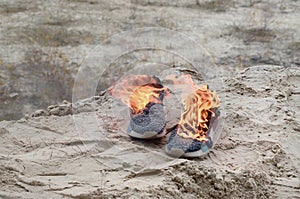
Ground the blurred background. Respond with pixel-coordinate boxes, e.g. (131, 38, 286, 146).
(0, 0, 299, 121)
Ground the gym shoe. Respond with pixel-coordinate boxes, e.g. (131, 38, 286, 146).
(165, 84, 221, 157)
(110, 75, 167, 139)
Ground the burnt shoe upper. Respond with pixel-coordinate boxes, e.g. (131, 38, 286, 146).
(128, 76, 166, 138)
(129, 102, 166, 135)
(165, 109, 220, 157)
(165, 124, 213, 157)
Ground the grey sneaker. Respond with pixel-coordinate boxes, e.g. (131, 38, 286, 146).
(127, 76, 167, 139)
(165, 107, 220, 157)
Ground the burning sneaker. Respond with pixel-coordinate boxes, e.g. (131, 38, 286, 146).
(110, 75, 167, 139)
(164, 75, 221, 157)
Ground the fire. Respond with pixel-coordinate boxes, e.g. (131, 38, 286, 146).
(109, 73, 220, 141)
(165, 74, 220, 141)
(109, 75, 166, 114)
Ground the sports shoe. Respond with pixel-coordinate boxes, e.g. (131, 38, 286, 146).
(109, 74, 167, 139)
(165, 83, 221, 157)
(165, 109, 220, 157)
(127, 76, 167, 139)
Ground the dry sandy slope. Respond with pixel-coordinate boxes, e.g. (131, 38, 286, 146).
(0, 65, 299, 198)
(1, 0, 299, 120)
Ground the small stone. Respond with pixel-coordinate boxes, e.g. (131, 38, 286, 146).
(98, 91, 106, 96)
(94, 96, 101, 100)
(284, 116, 294, 121)
(47, 105, 56, 110)
(57, 104, 73, 116)
(32, 109, 49, 117)
(9, 92, 19, 98)
(62, 100, 70, 104)
(49, 107, 60, 115)
(24, 114, 30, 120)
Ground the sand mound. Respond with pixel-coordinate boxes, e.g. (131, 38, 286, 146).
(0, 65, 299, 198)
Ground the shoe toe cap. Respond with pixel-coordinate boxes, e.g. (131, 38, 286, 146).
(166, 127, 213, 157)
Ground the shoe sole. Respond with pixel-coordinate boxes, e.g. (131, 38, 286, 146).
(164, 124, 213, 158)
(128, 129, 167, 139)
(165, 146, 209, 158)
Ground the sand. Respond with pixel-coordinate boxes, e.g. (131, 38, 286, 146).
(0, 0, 299, 198)
(1, 0, 299, 120)
(0, 65, 299, 198)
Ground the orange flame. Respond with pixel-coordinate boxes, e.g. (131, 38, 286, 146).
(165, 74, 220, 141)
(109, 75, 166, 114)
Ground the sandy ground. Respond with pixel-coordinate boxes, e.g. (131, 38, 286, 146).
(0, 0, 299, 120)
(0, 0, 300, 198)
(0, 65, 299, 198)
